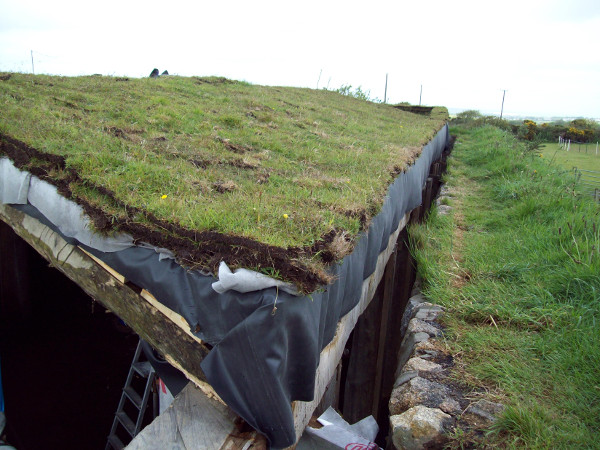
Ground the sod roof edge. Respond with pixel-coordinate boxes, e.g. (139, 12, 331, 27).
(0, 73, 448, 291)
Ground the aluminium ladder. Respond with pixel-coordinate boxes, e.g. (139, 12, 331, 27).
(105, 340, 157, 450)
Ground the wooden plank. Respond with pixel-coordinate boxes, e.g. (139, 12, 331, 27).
(127, 382, 267, 450)
(314, 360, 342, 417)
(0, 203, 213, 395)
(140, 289, 204, 346)
(79, 246, 127, 284)
(290, 212, 410, 443)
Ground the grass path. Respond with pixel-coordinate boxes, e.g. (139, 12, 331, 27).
(411, 125, 600, 448)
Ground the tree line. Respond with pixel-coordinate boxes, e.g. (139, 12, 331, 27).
(452, 110, 600, 143)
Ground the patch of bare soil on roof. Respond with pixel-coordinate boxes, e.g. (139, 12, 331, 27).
(188, 158, 260, 171)
(217, 137, 256, 154)
(213, 180, 238, 193)
(103, 126, 147, 141)
(189, 158, 211, 169)
(0, 133, 341, 292)
(193, 76, 233, 85)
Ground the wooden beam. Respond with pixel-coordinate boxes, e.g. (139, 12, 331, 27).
(0, 203, 214, 397)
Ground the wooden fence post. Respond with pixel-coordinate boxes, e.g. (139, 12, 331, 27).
(341, 278, 384, 423)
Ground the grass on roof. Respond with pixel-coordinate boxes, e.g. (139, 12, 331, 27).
(0, 72, 447, 290)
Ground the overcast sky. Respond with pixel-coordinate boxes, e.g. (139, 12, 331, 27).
(1, 0, 599, 118)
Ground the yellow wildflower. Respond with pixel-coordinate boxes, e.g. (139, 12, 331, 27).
(161, 194, 168, 199)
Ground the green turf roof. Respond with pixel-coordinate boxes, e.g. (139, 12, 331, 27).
(0, 73, 447, 290)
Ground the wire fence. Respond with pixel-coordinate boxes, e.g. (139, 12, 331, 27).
(574, 168, 600, 202)
(559, 136, 600, 155)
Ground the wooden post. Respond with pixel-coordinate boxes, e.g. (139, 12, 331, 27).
(384, 73, 388, 104)
(418, 177, 434, 222)
(430, 161, 442, 199)
(341, 279, 384, 423)
(371, 247, 397, 419)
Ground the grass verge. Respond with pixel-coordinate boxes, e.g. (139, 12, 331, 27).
(410, 125, 600, 447)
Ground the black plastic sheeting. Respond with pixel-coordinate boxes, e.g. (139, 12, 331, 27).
(12, 125, 449, 448)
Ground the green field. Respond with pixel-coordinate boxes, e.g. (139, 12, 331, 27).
(542, 142, 600, 172)
(412, 126, 600, 448)
(542, 142, 600, 200)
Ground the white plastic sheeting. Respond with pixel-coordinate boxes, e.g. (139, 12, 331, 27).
(212, 261, 299, 296)
(297, 407, 380, 450)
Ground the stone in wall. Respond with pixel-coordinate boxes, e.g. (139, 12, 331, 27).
(390, 376, 461, 416)
(390, 405, 453, 450)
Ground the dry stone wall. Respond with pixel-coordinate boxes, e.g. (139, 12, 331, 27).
(388, 186, 505, 449)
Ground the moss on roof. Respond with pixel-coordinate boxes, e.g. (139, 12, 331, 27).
(0, 72, 447, 291)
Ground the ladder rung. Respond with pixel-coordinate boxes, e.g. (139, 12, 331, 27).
(106, 434, 125, 450)
(107, 340, 158, 449)
(132, 361, 154, 378)
(116, 411, 136, 437)
(123, 386, 143, 410)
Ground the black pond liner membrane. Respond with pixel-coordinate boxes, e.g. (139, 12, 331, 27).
(1, 124, 449, 448)
(0, 221, 142, 450)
